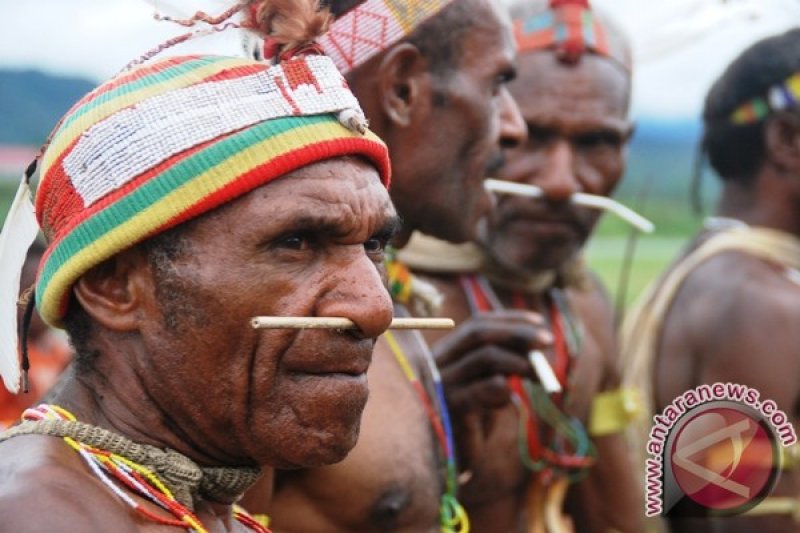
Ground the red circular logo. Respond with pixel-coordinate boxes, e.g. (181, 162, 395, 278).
(670, 406, 778, 511)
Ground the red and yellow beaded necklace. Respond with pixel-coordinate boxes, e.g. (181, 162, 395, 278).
(459, 274, 595, 483)
(21, 404, 270, 533)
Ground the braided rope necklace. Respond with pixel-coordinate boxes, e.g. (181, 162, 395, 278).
(17, 404, 270, 533)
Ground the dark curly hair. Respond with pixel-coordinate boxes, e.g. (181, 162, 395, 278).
(702, 28, 800, 184)
(62, 222, 195, 372)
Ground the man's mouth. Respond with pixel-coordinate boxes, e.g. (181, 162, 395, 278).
(503, 216, 581, 241)
(292, 369, 368, 381)
(500, 204, 586, 233)
(484, 179, 654, 233)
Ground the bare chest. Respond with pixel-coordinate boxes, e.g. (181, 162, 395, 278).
(270, 335, 445, 532)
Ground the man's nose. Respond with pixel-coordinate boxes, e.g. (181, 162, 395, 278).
(498, 87, 527, 150)
(532, 140, 580, 202)
(316, 249, 394, 340)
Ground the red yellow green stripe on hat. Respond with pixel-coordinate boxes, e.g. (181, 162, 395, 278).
(32, 54, 390, 327)
(318, 0, 455, 75)
(513, 0, 630, 71)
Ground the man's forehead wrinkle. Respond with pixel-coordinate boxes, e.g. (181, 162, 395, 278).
(524, 108, 630, 135)
(276, 192, 395, 238)
(279, 210, 363, 240)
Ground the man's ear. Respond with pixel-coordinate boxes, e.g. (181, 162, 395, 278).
(765, 111, 800, 175)
(375, 43, 430, 128)
(72, 248, 152, 332)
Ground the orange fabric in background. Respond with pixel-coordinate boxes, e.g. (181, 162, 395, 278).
(0, 335, 71, 430)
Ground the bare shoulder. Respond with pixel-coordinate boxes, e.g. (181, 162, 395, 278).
(567, 272, 617, 369)
(0, 434, 137, 532)
(674, 251, 800, 346)
(567, 271, 614, 332)
(668, 251, 800, 394)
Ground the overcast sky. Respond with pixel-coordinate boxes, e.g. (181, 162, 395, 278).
(1, 0, 798, 119)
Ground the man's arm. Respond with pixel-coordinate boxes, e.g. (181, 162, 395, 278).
(565, 277, 644, 533)
(658, 253, 800, 532)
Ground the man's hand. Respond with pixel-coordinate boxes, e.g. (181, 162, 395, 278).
(433, 310, 553, 468)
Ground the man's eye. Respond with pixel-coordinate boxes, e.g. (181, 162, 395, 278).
(276, 234, 312, 250)
(527, 126, 557, 148)
(364, 237, 387, 254)
(575, 131, 622, 150)
(496, 69, 515, 87)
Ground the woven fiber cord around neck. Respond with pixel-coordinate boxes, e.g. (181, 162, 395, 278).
(0, 418, 261, 509)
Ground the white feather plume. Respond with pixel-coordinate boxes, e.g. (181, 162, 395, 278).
(0, 178, 39, 394)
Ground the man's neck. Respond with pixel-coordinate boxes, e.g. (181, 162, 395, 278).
(51, 340, 235, 468)
(717, 178, 800, 237)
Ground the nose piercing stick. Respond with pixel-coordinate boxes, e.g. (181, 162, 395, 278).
(485, 179, 654, 233)
(251, 317, 455, 330)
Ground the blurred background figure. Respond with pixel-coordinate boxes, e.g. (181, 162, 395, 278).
(401, 0, 643, 530)
(0, 241, 71, 429)
(622, 28, 800, 531)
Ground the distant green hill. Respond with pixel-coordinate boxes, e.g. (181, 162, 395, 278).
(0, 69, 97, 145)
(618, 116, 705, 200)
(604, 116, 721, 236)
(0, 72, 716, 237)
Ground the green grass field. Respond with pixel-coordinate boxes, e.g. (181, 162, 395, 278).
(0, 181, 14, 218)
(587, 234, 686, 310)
(586, 204, 703, 314)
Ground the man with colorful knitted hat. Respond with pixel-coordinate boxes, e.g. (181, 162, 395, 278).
(396, 0, 644, 530)
(621, 29, 800, 531)
(0, 2, 401, 530)
(257, 1, 549, 532)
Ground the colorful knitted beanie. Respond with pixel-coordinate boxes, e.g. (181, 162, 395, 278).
(317, 0, 455, 75)
(30, 53, 390, 329)
(513, 0, 631, 71)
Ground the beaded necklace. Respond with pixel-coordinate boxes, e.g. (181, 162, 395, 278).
(459, 274, 595, 483)
(20, 404, 270, 533)
(384, 331, 469, 533)
(385, 251, 469, 533)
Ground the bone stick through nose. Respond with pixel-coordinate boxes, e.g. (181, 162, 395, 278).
(484, 179, 654, 233)
(251, 317, 455, 330)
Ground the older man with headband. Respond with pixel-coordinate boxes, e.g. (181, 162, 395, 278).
(399, 0, 644, 531)
(0, 2, 404, 530)
(246, 1, 561, 532)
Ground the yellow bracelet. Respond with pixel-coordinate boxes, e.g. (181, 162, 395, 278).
(250, 514, 271, 528)
(588, 387, 642, 436)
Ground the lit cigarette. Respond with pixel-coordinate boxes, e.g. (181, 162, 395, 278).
(528, 350, 562, 394)
(250, 317, 456, 330)
(485, 179, 654, 234)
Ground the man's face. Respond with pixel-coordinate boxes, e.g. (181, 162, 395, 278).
(392, 0, 525, 244)
(136, 158, 398, 468)
(485, 52, 632, 273)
